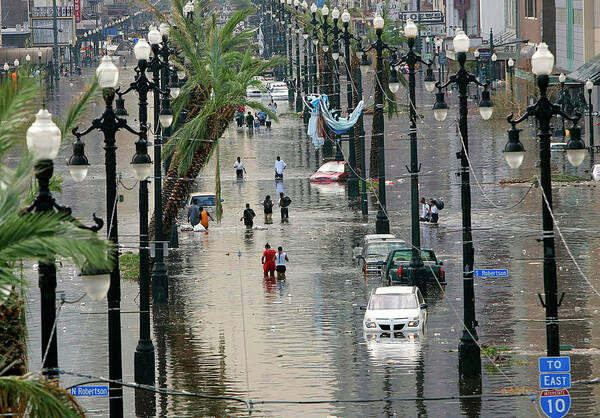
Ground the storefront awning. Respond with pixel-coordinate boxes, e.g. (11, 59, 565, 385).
(567, 54, 600, 84)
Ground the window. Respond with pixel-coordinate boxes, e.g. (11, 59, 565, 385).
(574, 8, 583, 25)
(526, 0, 537, 18)
(596, 0, 600, 26)
(556, 8, 567, 23)
(505, 0, 516, 28)
(368, 294, 418, 310)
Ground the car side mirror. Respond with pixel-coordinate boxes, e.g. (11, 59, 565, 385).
(420, 303, 428, 309)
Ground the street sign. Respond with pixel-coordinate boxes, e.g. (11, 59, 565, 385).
(540, 373, 571, 389)
(70, 386, 109, 397)
(400, 11, 445, 24)
(438, 52, 447, 66)
(539, 357, 571, 373)
(473, 269, 508, 278)
(540, 389, 571, 418)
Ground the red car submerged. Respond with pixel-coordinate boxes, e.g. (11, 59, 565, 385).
(309, 161, 349, 182)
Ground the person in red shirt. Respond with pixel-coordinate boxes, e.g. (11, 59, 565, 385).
(262, 243, 276, 278)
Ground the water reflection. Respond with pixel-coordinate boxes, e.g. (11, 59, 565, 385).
(309, 181, 347, 196)
(363, 331, 423, 365)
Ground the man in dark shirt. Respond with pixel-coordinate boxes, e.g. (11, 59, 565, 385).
(240, 203, 256, 229)
(187, 198, 201, 226)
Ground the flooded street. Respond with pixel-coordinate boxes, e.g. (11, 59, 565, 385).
(23, 63, 600, 416)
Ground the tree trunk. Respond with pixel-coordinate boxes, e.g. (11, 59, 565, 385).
(149, 105, 236, 242)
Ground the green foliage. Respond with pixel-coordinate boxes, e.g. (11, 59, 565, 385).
(0, 373, 85, 417)
(119, 251, 140, 281)
(58, 78, 99, 143)
(481, 345, 511, 358)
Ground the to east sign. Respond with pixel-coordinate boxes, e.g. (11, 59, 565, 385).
(540, 373, 571, 389)
(540, 389, 570, 418)
(539, 357, 571, 373)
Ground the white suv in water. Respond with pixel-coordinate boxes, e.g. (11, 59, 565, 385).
(363, 286, 427, 332)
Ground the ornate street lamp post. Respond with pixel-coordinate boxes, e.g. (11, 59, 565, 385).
(503, 43, 585, 357)
(432, 30, 493, 377)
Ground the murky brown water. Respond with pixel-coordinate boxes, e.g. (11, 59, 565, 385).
(22, 62, 600, 416)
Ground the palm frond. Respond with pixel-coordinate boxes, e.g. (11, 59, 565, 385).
(58, 78, 99, 143)
(0, 77, 39, 161)
(0, 373, 85, 417)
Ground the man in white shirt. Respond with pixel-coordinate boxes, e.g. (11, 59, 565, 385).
(234, 156, 246, 179)
(274, 156, 286, 179)
(420, 197, 430, 222)
(429, 199, 439, 223)
(274, 246, 289, 279)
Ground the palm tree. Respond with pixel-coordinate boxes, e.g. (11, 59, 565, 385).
(0, 70, 111, 417)
(142, 2, 284, 238)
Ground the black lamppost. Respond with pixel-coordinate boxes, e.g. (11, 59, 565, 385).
(360, 14, 390, 234)
(310, 4, 318, 92)
(432, 29, 493, 378)
(148, 25, 174, 304)
(389, 18, 436, 296)
(25, 109, 107, 382)
(68, 55, 142, 417)
(503, 42, 585, 357)
(294, 0, 303, 112)
(507, 57, 515, 110)
(341, 9, 359, 199)
(586, 78, 595, 150)
(117, 37, 160, 386)
(329, 6, 343, 162)
(302, 28, 311, 124)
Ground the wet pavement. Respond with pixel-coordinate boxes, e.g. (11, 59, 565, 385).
(22, 62, 600, 416)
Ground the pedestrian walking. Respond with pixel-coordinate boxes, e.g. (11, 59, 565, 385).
(265, 112, 272, 128)
(254, 112, 261, 129)
(235, 109, 244, 128)
(274, 246, 289, 280)
(420, 197, 430, 222)
(234, 156, 246, 179)
(199, 206, 214, 230)
(245, 111, 254, 133)
(262, 195, 274, 223)
(259, 110, 266, 125)
(279, 192, 291, 220)
(274, 156, 286, 179)
(429, 199, 439, 223)
(187, 198, 201, 226)
(240, 203, 256, 229)
(268, 99, 278, 114)
(262, 243, 276, 278)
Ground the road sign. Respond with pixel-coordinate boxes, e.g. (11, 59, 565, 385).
(540, 373, 571, 389)
(399, 11, 445, 25)
(438, 52, 447, 66)
(473, 269, 508, 278)
(540, 389, 571, 418)
(539, 357, 571, 373)
(69, 386, 109, 397)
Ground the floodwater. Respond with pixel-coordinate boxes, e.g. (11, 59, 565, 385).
(22, 62, 600, 417)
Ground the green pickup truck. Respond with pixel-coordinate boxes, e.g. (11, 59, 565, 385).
(382, 249, 446, 285)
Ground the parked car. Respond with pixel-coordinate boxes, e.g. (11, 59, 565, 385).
(267, 81, 289, 97)
(363, 286, 427, 332)
(309, 161, 349, 182)
(382, 248, 445, 285)
(183, 192, 221, 219)
(356, 238, 408, 275)
(353, 234, 396, 259)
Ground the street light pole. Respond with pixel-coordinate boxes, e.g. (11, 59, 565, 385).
(148, 25, 174, 304)
(69, 56, 143, 417)
(52, 0, 59, 85)
(294, 0, 303, 112)
(432, 30, 494, 377)
(389, 19, 436, 296)
(503, 42, 585, 357)
(341, 9, 358, 198)
(586, 78, 595, 150)
(508, 58, 515, 111)
(362, 15, 390, 234)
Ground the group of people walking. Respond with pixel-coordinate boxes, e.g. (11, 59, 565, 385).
(261, 243, 289, 279)
(234, 100, 277, 133)
(187, 199, 214, 230)
(420, 197, 442, 224)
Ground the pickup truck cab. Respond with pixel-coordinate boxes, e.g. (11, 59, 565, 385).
(382, 249, 445, 285)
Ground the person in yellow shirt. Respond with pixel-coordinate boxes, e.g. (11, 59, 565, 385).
(199, 206, 214, 230)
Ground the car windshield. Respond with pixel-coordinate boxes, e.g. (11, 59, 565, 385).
(368, 294, 418, 310)
(319, 163, 345, 173)
(392, 250, 435, 262)
(191, 195, 216, 206)
(366, 242, 408, 257)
